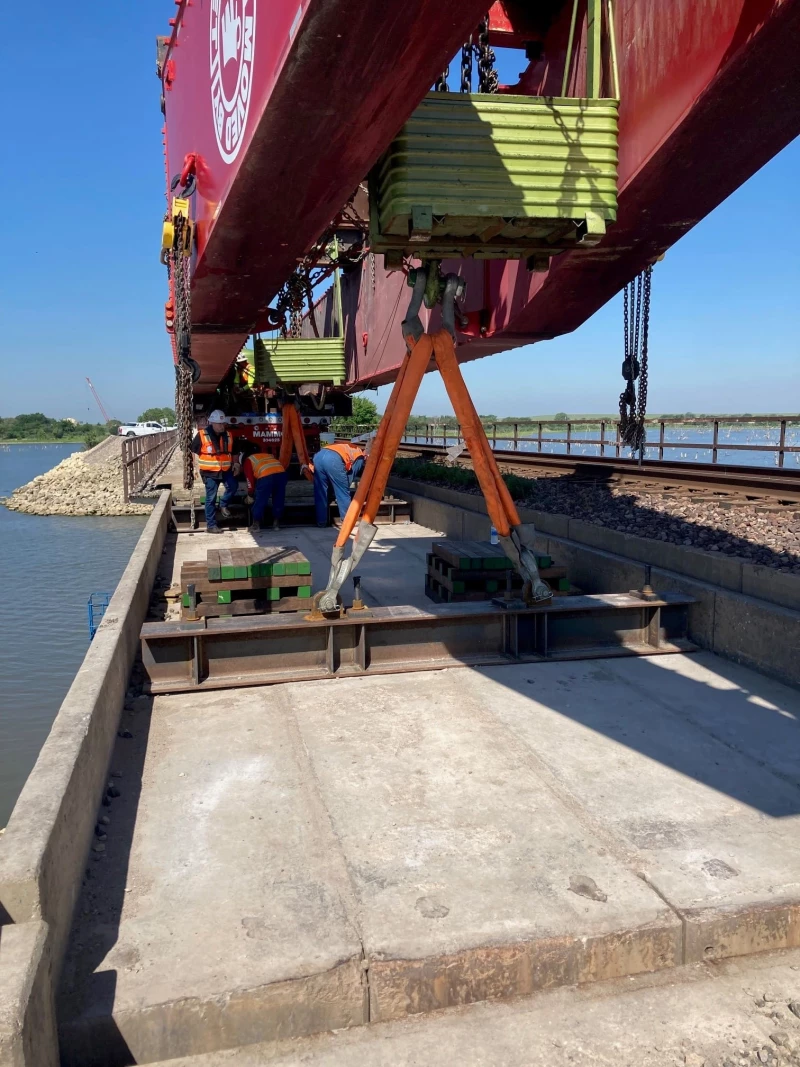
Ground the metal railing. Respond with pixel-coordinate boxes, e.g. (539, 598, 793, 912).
(402, 416, 800, 468)
(122, 430, 178, 501)
(87, 592, 112, 641)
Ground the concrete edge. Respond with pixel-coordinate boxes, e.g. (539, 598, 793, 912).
(390, 481, 800, 688)
(0, 491, 171, 962)
(682, 897, 800, 964)
(0, 921, 57, 1067)
(368, 918, 682, 1023)
(389, 475, 800, 611)
(58, 959, 366, 1067)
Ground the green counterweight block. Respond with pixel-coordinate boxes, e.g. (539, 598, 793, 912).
(369, 93, 619, 263)
(253, 337, 345, 388)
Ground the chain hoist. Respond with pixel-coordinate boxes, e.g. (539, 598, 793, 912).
(475, 15, 498, 93)
(618, 265, 653, 459)
(163, 193, 198, 491)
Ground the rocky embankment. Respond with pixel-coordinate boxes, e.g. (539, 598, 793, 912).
(3, 442, 152, 517)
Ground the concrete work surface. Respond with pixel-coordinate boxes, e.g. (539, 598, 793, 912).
(55, 521, 800, 1065)
(145, 948, 800, 1066)
(160, 520, 442, 614)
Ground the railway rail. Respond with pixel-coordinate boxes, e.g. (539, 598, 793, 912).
(395, 442, 800, 505)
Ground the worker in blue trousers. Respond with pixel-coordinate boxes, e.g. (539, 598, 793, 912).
(191, 409, 240, 533)
(241, 445, 288, 532)
(308, 441, 365, 527)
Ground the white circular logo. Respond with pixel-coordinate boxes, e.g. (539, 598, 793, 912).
(210, 0, 256, 164)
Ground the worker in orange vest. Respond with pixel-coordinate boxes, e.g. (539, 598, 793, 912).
(241, 444, 288, 532)
(190, 409, 241, 533)
(310, 441, 365, 527)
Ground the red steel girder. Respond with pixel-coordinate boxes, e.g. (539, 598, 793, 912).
(333, 0, 800, 388)
(161, 0, 491, 391)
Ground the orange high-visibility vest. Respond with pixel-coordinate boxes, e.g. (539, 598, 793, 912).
(247, 453, 285, 479)
(324, 442, 364, 472)
(197, 428, 234, 474)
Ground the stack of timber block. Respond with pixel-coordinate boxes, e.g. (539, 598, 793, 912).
(180, 547, 312, 620)
(425, 541, 573, 604)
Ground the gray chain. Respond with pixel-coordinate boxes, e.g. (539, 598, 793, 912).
(171, 214, 195, 490)
(476, 16, 498, 93)
(434, 66, 449, 92)
(460, 37, 473, 92)
(618, 266, 653, 457)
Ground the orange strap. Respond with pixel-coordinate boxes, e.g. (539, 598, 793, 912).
(432, 331, 518, 536)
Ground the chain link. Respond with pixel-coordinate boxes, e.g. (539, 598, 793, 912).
(475, 15, 498, 93)
(171, 214, 195, 490)
(274, 270, 308, 337)
(460, 37, 473, 92)
(434, 66, 449, 92)
(618, 266, 653, 458)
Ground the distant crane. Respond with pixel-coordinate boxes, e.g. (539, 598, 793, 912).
(85, 377, 113, 424)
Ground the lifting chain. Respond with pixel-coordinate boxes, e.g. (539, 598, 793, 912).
(170, 213, 196, 490)
(618, 265, 653, 459)
(460, 36, 474, 92)
(435, 13, 495, 94)
(274, 271, 308, 338)
(475, 15, 498, 93)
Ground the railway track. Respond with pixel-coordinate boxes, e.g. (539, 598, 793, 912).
(396, 442, 800, 507)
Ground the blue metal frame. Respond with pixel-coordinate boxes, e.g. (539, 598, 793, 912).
(87, 592, 112, 641)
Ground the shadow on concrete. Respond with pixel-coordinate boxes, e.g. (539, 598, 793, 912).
(55, 691, 154, 1067)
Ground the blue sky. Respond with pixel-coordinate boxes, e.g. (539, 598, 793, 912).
(0, 8, 797, 421)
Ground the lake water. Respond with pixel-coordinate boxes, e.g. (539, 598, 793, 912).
(407, 425, 800, 468)
(0, 444, 147, 826)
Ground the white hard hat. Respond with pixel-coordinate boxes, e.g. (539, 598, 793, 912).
(208, 409, 226, 422)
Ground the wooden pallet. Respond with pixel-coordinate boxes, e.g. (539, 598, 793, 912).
(180, 546, 313, 620)
(430, 540, 552, 572)
(425, 540, 572, 603)
(426, 556, 569, 596)
(187, 593, 312, 619)
(205, 547, 311, 580)
(425, 573, 577, 604)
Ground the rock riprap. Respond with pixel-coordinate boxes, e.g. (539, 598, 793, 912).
(3, 449, 152, 517)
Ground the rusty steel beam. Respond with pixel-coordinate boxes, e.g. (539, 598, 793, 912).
(141, 592, 695, 694)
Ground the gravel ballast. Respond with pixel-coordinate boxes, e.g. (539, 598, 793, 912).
(3, 447, 152, 517)
(520, 477, 800, 574)
(394, 459, 800, 574)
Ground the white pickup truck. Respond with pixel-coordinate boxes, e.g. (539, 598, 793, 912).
(117, 421, 174, 437)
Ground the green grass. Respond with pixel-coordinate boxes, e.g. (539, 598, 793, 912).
(392, 457, 531, 500)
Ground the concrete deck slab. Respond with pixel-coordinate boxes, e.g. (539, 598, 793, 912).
(468, 654, 800, 960)
(146, 948, 800, 1066)
(283, 670, 680, 1021)
(57, 688, 366, 1065)
(57, 643, 800, 1064)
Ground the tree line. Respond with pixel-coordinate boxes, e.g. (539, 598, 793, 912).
(0, 408, 176, 447)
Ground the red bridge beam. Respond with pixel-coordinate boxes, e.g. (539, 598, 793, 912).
(162, 0, 492, 391)
(342, 0, 800, 388)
